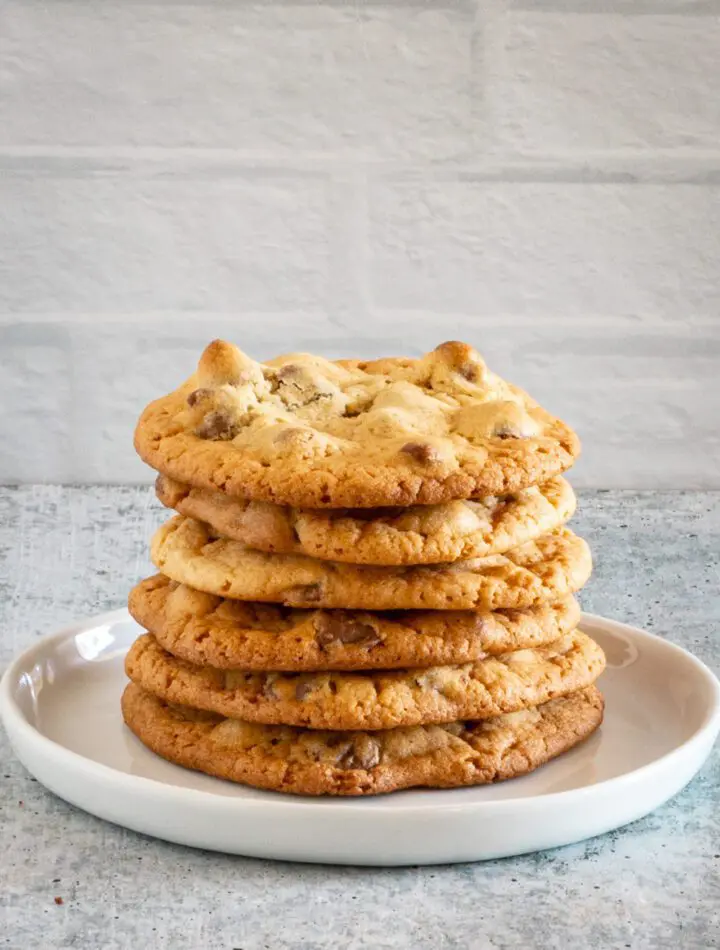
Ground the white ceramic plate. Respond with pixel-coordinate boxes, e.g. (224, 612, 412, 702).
(1, 610, 719, 866)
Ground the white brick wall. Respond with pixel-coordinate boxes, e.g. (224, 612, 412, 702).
(1, 0, 719, 488)
(487, 12, 720, 152)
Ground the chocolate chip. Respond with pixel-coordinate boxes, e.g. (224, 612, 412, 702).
(336, 735, 381, 771)
(295, 680, 315, 701)
(300, 390, 333, 407)
(187, 387, 213, 407)
(401, 441, 440, 463)
(493, 423, 524, 440)
(284, 582, 324, 606)
(195, 410, 240, 441)
(314, 612, 382, 649)
(490, 500, 510, 522)
(500, 609, 524, 624)
(264, 369, 280, 393)
(272, 364, 332, 408)
(277, 363, 301, 380)
(458, 362, 480, 382)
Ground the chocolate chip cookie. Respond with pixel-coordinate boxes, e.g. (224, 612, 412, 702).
(151, 517, 592, 611)
(135, 340, 580, 508)
(122, 683, 604, 795)
(129, 575, 582, 671)
(155, 473, 576, 565)
(125, 630, 605, 730)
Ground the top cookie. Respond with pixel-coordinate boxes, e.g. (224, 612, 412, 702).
(135, 340, 580, 508)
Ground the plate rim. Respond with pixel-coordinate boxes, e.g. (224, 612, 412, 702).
(2, 607, 719, 815)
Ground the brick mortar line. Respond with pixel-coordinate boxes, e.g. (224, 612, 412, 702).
(1, 313, 718, 330)
(5, 0, 474, 8)
(2, 153, 720, 184)
(509, 0, 720, 14)
(4, 0, 720, 11)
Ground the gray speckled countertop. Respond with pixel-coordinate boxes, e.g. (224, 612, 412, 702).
(1, 487, 718, 950)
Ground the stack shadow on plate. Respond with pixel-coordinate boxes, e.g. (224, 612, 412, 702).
(123, 340, 605, 796)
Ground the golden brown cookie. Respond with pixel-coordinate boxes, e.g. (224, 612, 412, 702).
(121, 683, 604, 796)
(135, 340, 580, 508)
(151, 517, 592, 611)
(129, 575, 583, 671)
(125, 630, 605, 731)
(155, 473, 576, 565)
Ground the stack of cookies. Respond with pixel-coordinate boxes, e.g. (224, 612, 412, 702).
(123, 340, 605, 796)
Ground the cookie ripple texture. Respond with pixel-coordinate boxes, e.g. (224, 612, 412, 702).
(150, 517, 592, 611)
(135, 340, 580, 508)
(155, 473, 576, 566)
(129, 575, 583, 672)
(122, 683, 604, 796)
(125, 630, 605, 731)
